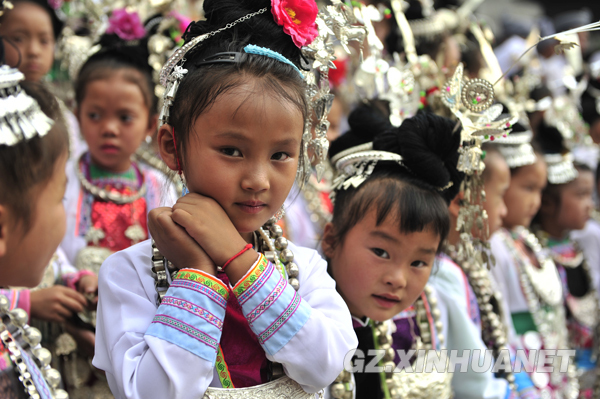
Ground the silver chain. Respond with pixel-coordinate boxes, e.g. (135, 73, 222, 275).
(205, 7, 268, 40)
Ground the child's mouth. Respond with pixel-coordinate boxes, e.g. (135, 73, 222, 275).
(372, 294, 400, 309)
(100, 144, 119, 154)
(236, 201, 267, 214)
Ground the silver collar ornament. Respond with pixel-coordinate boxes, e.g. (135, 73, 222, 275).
(0, 65, 54, 147)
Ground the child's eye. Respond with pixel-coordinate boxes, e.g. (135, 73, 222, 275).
(371, 248, 390, 259)
(221, 148, 242, 157)
(120, 114, 133, 123)
(88, 112, 100, 121)
(271, 152, 290, 161)
(411, 260, 429, 268)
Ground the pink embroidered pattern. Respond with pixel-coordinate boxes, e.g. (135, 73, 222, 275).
(246, 273, 287, 325)
(237, 259, 274, 305)
(258, 291, 302, 344)
(161, 296, 223, 330)
(233, 254, 269, 297)
(171, 280, 228, 309)
(153, 314, 218, 349)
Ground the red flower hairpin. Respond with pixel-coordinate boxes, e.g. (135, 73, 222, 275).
(106, 9, 147, 41)
(271, 0, 318, 48)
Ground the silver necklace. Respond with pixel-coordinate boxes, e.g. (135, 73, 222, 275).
(75, 154, 147, 205)
(151, 216, 299, 304)
(0, 295, 69, 399)
(503, 228, 578, 398)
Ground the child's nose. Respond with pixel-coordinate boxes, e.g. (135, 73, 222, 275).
(384, 266, 407, 289)
(102, 120, 119, 136)
(241, 166, 270, 192)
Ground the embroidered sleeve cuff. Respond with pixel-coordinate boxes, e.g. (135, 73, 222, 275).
(233, 254, 311, 356)
(146, 269, 228, 363)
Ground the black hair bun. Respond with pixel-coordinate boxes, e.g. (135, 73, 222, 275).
(536, 122, 566, 155)
(182, 0, 302, 66)
(92, 33, 152, 73)
(329, 101, 392, 160)
(374, 112, 464, 202)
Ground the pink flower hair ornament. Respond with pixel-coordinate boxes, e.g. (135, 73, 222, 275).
(271, 0, 318, 48)
(106, 9, 147, 42)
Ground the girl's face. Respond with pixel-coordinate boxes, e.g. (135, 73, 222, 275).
(483, 152, 510, 236)
(0, 1, 55, 82)
(502, 158, 547, 229)
(323, 210, 439, 322)
(77, 71, 155, 173)
(554, 170, 594, 231)
(0, 152, 67, 287)
(178, 81, 304, 235)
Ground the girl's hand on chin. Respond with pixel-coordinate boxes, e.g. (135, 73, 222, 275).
(170, 193, 248, 267)
(148, 206, 216, 275)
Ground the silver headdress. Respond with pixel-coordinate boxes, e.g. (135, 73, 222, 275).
(157, 2, 365, 184)
(330, 143, 406, 195)
(544, 153, 578, 185)
(0, 65, 54, 147)
(492, 130, 537, 169)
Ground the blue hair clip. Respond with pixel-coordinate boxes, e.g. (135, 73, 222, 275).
(243, 44, 304, 79)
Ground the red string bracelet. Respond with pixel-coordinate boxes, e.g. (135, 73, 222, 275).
(222, 243, 254, 270)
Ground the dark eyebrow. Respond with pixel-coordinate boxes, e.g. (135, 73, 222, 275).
(216, 131, 299, 147)
(370, 230, 399, 244)
(370, 230, 437, 255)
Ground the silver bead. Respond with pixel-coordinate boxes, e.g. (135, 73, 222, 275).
(33, 347, 52, 367)
(383, 347, 395, 361)
(54, 388, 69, 399)
(0, 295, 9, 312)
(330, 382, 345, 398)
(286, 263, 299, 278)
(280, 249, 294, 263)
(334, 372, 345, 383)
(289, 278, 300, 291)
(264, 251, 277, 264)
(44, 368, 61, 388)
(9, 308, 28, 327)
(383, 360, 395, 376)
(270, 224, 283, 238)
(23, 327, 42, 347)
(378, 334, 391, 345)
(275, 236, 288, 251)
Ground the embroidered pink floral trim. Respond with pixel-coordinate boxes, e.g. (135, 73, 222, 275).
(271, 0, 318, 48)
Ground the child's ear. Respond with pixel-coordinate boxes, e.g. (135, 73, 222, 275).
(0, 205, 9, 258)
(321, 222, 337, 258)
(448, 191, 463, 218)
(157, 124, 179, 172)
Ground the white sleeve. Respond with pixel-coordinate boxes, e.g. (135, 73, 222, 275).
(262, 243, 357, 393)
(429, 258, 509, 399)
(93, 241, 219, 399)
(93, 241, 356, 399)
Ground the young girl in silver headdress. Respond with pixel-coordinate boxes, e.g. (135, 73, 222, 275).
(532, 125, 598, 397)
(60, 12, 177, 275)
(92, 1, 357, 398)
(489, 126, 580, 398)
(322, 104, 464, 399)
(0, 67, 71, 399)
